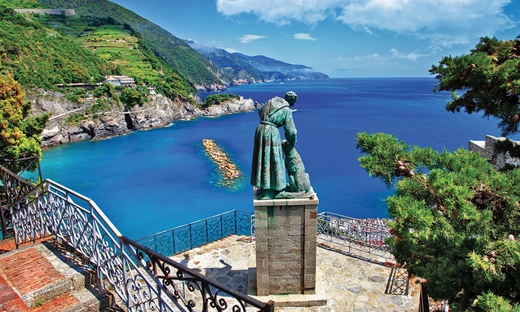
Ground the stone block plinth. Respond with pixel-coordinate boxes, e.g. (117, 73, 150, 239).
(254, 188, 318, 296)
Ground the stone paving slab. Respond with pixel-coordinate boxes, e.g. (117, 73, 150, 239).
(171, 235, 420, 312)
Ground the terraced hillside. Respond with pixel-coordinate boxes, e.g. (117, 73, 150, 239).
(34, 14, 164, 84)
(36, 0, 225, 90)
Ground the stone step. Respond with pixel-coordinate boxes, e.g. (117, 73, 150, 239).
(0, 239, 116, 311)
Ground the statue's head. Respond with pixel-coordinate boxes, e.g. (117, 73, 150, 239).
(284, 91, 298, 106)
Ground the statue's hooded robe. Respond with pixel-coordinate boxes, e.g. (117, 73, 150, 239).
(251, 96, 297, 191)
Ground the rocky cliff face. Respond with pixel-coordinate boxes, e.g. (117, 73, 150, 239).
(32, 92, 260, 148)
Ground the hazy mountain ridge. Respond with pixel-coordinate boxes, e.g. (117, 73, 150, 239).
(186, 40, 330, 84)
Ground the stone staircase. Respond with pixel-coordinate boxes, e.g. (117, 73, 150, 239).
(0, 237, 123, 312)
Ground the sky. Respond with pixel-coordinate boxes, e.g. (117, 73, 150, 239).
(109, 0, 520, 78)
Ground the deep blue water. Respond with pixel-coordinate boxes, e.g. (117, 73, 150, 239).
(39, 78, 511, 239)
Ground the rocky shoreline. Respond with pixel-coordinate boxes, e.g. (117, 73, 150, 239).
(31, 91, 261, 148)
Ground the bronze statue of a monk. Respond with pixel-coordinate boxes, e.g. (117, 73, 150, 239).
(251, 91, 298, 199)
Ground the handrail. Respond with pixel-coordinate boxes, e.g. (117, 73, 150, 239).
(46, 179, 122, 237)
(0, 165, 40, 205)
(136, 209, 254, 257)
(317, 211, 394, 261)
(0, 156, 42, 182)
(121, 236, 274, 312)
(0, 165, 274, 311)
(0, 165, 43, 241)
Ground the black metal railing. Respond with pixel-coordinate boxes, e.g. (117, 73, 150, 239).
(122, 236, 274, 312)
(135, 210, 254, 257)
(317, 211, 394, 261)
(419, 284, 449, 312)
(0, 165, 274, 311)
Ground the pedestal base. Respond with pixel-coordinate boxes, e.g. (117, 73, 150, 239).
(254, 188, 319, 296)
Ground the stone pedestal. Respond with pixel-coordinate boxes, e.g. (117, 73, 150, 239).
(254, 188, 318, 296)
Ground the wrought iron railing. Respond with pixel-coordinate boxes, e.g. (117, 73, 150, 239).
(0, 160, 41, 240)
(122, 236, 273, 312)
(0, 156, 42, 240)
(317, 211, 394, 261)
(136, 210, 254, 257)
(0, 165, 274, 311)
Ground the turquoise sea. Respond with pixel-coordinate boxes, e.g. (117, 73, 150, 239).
(39, 78, 511, 239)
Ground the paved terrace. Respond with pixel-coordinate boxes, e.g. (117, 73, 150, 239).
(171, 235, 420, 312)
(0, 234, 420, 311)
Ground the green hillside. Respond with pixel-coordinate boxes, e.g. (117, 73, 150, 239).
(36, 0, 224, 90)
(0, 0, 40, 8)
(0, 7, 112, 89)
(0, 4, 199, 102)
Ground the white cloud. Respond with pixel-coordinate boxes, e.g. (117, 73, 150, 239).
(294, 33, 317, 41)
(217, 0, 517, 46)
(217, 0, 343, 25)
(337, 0, 517, 46)
(390, 48, 424, 61)
(224, 48, 240, 53)
(239, 34, 266, 43)
(335, 49, 424, 65)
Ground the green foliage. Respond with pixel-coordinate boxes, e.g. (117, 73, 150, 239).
(64, 113, 85, 126)
(356, 132, 520, 311)
(120, 86, 147, 107)
(0, 74, 48, 172)
(156, 72, 195, 102)
(0, 7, 112, 89)
(0, 0, 40, 9)
(65, 93, 79, 103)
(202, 93, 240, 108)
(93, 83, 115, 98)
(87, 98, 109, 114)
(430, 36, 520, 158)
(476, 292, 520, 311)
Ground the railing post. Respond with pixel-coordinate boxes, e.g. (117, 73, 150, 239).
(420, 284, 429, 312)
(11, 202, 19, 249)
(250, 213, 255, 243)
(120, 238, 130, 308)
(234, 210, 237, 234)
(220, 213, 223, 237)
(171, 228, 176, 255)
(0, 202, 6, 240)
(265, 300, 275, 312)
(189, 223, 192, 250)
(205, 218, 209, 245)
(153, 232, 157, 253)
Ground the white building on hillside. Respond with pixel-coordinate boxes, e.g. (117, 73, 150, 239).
(105, 75, 135, 87)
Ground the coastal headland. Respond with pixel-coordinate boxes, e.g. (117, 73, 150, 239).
(33, 92, 261, 148)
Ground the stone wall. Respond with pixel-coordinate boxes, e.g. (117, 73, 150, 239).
(468, 135, 520, 169)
